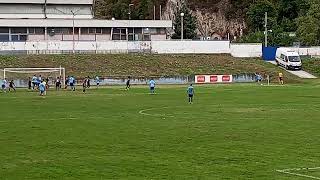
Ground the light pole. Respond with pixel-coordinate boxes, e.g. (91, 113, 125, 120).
(54, 8, 81, 54)
(264, 12, 273, 47)
(264, 12, 268, 47)
(71, 10, 75, 54)
(128, 4, 134, 20)
(180, 12, 184, 41)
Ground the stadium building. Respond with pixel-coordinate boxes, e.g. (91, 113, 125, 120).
(0, 0, 172, 42)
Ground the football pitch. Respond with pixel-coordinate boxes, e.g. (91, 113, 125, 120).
(0, 84, 320, 179)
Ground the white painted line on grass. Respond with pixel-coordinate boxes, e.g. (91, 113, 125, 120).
(0, 117, 77, 123)
(276, 167, 320, 179)
(139, 107, 174, 118)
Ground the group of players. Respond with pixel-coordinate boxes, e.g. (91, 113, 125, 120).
(1, 78, 16, 92)
(1, 75, 195, 103)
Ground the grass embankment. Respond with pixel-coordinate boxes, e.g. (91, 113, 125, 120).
(0, 54, 300, 82)
(302, 58, 320, 77)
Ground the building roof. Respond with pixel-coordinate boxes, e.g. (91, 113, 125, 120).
(0, 19, 172, 28)
(0, 0, 93, 5)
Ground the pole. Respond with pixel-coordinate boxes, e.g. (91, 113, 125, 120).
(160, 5, 162, 20)
(181, 15, 184, 41)
(264, 12, 268, 47)
(3, 69, 5, 79)
(154, 5, 156, 20)
(59, 65, 62, 77)
(63, 68, 66, 86)
(72, 12, 75, 54)
(128, 4, 133, 20)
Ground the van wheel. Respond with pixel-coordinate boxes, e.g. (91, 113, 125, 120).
(285, 65, 289, 70)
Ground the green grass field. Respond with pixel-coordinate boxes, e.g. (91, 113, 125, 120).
(1, 84, 320, 179)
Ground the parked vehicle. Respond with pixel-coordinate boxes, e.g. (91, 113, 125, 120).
(276, 48, 302, 70)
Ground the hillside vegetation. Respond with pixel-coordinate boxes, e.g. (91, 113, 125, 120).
(94, 0, 319, 46)
(302, 58, 320, 77)
(0, 54, 300, 82)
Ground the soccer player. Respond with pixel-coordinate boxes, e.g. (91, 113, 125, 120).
(256, 73, 263, 85)
(8, 80, 16, 92)
(149, 78, 156, 94)
(55, 76, 61, 91)
(35, 75, 41, 89)
(45, 77, 49, 89)
(126, 76, 131, 90)
(83, 77, 87, 93)
(95, 76, 100, 88)
(187, 84, 194, 104)
(28, 77, 32, 90)
(2, 78, 7, 93)
(65, 76, 69, 89)
(32, 75, 37, 90)
(69, 76, 76, 91)
(87, 76, 91, 88)
(279, 72, 284, 85)
(39, 81, 46, 96)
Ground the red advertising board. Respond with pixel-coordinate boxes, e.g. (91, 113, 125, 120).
(195, 75, 232, 84)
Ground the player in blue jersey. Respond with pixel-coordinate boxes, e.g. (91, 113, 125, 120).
(149, 78, 156, 94)
(187, 84, 194, 104)
(32, 75, 37, 90)
(69, 76, 76, 91)
(39, 81, 46, 96)
(95, 76, 100, 88)
(2, 78, 7, 93)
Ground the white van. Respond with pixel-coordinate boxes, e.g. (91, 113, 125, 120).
(276, 48, 302, 70)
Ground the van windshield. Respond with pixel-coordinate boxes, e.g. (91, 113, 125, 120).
(288, 56, 300, 62)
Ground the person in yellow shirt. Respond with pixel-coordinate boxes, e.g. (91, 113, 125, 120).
(279, 72, 284, 85)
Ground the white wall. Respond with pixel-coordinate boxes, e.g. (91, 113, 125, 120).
(287, 47, 320, 56)
(0, 41, 264, 57)
(230, 43, 262, 57)
(152, 41, 230, 54)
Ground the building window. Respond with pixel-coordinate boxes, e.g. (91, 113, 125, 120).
(81, 28, 89, 34)
(0, 28, 9, 33)
(142, 28, 151, 41)
(102, 28, 111, 34)
(28, 28, 36, 34)
(89, 28, 95, 34)
(128, 28, 134, 41)
(11, 28, 27, 34)
(35, 28, 44, 34)
(81, 27, 103, 34)
(96, 28, 102, 34)
(28, 28, 45, 35)
(112, 28, 127, 40)
(0, 35, 9, 41)
(11, 35, 27, 41)
(48, 28, 78, 35)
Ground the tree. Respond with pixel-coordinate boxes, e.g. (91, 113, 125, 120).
(172, 2, 197, 39)
(246, 0, 278, 32)
(297, 0, 320, 46)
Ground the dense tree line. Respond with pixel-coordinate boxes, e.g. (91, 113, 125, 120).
(239, 0, 320, 46)
(94, 0, 167, 20)
(94, 0, 320, 46)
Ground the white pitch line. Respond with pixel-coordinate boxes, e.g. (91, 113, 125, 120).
(0, 117, 77, 123)
(278, 167, 320, 172)
(276, 167, 320, 179)
(138, 107, 174, 118)
(276, 170, 320, 180)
